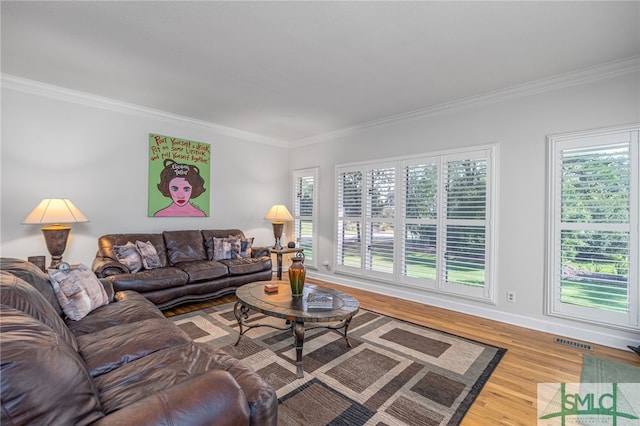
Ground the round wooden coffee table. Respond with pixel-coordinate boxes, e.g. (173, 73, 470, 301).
(234, 281, 360, 378)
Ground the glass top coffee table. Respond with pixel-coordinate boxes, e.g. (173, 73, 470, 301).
(234, 280, 360, 378)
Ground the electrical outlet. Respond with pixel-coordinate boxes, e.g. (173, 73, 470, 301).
(507, 291, 516, 303)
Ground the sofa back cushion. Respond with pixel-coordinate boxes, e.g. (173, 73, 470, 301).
(201, 229, 246, 241)
(0, 271, 78, 350)
(98, 234, 168, 268)
(0, 257, 63, 316)
(0, 307, 104, 425)
(163, 230, 207, 265)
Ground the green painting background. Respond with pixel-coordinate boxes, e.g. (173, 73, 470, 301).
(148, 133, 211, 217)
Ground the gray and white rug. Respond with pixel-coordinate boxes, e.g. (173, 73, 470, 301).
(170, 302, 505, 425)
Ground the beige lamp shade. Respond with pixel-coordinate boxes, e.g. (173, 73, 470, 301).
(23, 199, 89, 225)
(23, 199, 89, 268)
(264, 205, 293, 224)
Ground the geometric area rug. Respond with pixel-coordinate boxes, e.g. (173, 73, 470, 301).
(170, 302, 506, 426)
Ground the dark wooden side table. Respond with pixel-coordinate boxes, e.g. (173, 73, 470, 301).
(234, 281, 360, 378)
(269, 247, 303, 280)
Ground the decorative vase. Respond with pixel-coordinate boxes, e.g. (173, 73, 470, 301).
(288, 251, 306, 297)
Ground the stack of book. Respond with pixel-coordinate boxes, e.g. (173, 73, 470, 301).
(307, 293, 334, 309)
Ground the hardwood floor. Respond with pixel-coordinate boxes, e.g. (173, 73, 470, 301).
(164, 277, 639, 426)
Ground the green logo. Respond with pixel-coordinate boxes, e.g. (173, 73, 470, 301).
(538, 383, 639, 425)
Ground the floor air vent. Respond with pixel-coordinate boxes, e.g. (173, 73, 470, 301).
(554, 337, 594, 351)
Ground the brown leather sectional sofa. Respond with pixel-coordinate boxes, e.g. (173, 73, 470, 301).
(0, 258, 278, 425)
(92, 229, 272, 310)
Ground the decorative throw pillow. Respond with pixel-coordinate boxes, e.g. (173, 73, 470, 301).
(240, 237, 254, 258)
(113, 242, 143, 273)
(227, 235, 242, 259)
(212, 237, 238, 261)
(48, 264, 109, 321)
(136, 240, 161, 270)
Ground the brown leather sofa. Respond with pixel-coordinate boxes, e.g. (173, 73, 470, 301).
(92, 229, 272, 310)
(0, 258, 278, 425)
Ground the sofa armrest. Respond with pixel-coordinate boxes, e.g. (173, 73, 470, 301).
(251, 246, 271, 259)
(92, 256, 128, 278)
(90, 370, 251, 426)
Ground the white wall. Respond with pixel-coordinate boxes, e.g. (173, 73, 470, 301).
(290, 71, 640, 349)
(1, 80, 289, 266)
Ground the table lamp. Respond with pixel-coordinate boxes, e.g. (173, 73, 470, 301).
(23, 198, 89, 268)
(264, 204, 293, 250)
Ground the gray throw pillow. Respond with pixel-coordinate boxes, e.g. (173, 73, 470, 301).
(112, 242, 143, 273)
(240, 237, 254, 258)
(136, 240, 161, 269)
(48, 264, 109, 321)
(212, 237, 240, 260)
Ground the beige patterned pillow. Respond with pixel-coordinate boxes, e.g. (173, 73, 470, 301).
(212, 237, 241, 260)
(135, 240, 161, 269)
(226, 235, 242, 259)
(113, 241, 143, 272)
(48, 264, 109, 321)
(240, 237, 254, 258)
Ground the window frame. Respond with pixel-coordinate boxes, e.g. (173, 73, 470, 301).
(546, 124, 639, 331)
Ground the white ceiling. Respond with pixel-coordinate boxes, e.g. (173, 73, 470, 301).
(2, 1, 639, 145)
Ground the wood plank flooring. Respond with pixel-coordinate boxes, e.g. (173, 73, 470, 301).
(164, 277, 639, 426)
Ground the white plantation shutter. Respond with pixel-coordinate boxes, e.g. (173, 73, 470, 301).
(443, 157, 488, 289)
(293, 169, 317, 267)
(337, 169, 363, 269)
(548, 126, 639, 330)
(561, 144, 630, 312)
(402, 160, 438, 281)
(365, 167, 395, 275)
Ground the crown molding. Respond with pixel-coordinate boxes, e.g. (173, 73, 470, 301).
(4, 55, 638, 149)
(0, 74, 289, 148)
(291, 55, 640, 147)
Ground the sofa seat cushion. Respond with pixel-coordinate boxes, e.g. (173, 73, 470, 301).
(0, 307, 104, 426)
(77, 318, 191, 377)
(221, 257, 272, 276)
(65, 291, 165, 336)
(1, 271, 78, 350)
(93, 342, 275, 424)
(177, 260, 229, 283)
(107, 267, 188, 292)
(90, 370, 251, 426)
(93, 343, 230, 414)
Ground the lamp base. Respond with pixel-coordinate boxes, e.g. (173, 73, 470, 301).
(274, 237, 283, 250)
(272, 222, 284, 250)
(41, 224, 71, 269)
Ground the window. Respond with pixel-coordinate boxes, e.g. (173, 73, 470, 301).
(547, 125, 639, 330)
(336, 146, 496, 302)
(293, 168, 318, 269)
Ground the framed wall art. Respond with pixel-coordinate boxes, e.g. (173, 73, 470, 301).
(148, 133, 211, 217)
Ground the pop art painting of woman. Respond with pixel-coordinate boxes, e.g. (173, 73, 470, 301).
(148, 134, 211, 217)
(154, 159, 206, 217)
